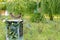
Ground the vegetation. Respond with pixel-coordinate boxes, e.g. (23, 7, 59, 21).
(41, 0, 60, 20)
(24, 16, 60, 40)
(0, 0, 60, 40)
(6, 0, 38, 14)
(31, 13, 45, 23)
(0, 0, 6, 10)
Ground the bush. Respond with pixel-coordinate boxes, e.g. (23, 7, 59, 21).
(31, 13, 45, 23)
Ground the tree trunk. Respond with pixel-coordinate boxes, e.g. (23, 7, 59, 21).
(49, 12, 53, 21)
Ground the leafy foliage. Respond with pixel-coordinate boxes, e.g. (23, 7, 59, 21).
(41, 0, 60, 14)
(0, 0, 7, 10)
(6, 0, 41, 15)
(31, 13, 45, 23)
(0, 3, 6, 10)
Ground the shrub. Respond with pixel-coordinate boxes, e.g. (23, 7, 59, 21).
(31, 13, 45, 23)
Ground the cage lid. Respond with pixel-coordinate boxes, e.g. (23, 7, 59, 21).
(6, 19, 23, 23)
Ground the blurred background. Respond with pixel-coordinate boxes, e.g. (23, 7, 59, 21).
(0, 0, 60, 40)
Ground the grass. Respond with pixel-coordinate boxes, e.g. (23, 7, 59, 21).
(0, 15, 60, 40)
(0, 20, 6, 40)
(23, 15, 60, 40)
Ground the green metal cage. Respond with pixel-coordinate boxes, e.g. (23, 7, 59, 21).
(5, 20, 23, 40)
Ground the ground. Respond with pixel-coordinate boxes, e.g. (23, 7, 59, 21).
(0, 15, 60, 40)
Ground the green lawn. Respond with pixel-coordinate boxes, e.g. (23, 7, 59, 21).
(0, 20, 6, 40)
(23, 15, 60, 40)
(0, 15, 60, 40)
